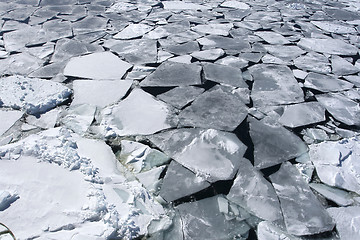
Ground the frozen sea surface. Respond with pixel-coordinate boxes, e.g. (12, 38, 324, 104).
(0, 0, 360, 239)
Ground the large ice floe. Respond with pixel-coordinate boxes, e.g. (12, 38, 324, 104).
(1, 0, 360, 239)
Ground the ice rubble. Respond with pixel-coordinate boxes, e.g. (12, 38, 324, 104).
(1, 0, 360, 239)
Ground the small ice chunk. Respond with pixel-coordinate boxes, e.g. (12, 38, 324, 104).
(0, 75, 72, 115)
(304, 73, 354, 92)
(179, 86, 248, 131)
(249, 117, 308, 169)
(311, 21, 357, 34)
(113, 23, 153, 40)
(61, 104, 96, 135)
(270, 162, 335, 236)
(140, 61, 202, 87)
(100, 88, 178, 136)
(310, 183, 354, 206)
(0, 191, 19, 211)
(309, 136, 360, 194)
(136, 166, 165, 193)
(257, 221, 301, 240)
(278, 102, 326, 128)
(298, 38, 358, 55)
(294, 162, 314, 183)
(26, 109, 60, 129)
(157, 86, 204, 109)
(162, 1, 210, 10)
(63, 52, 132, 80)
(248, 64, 304, 107)
(331, 55, 360, 76)
(176, 196, 250, 240)
(190, 48, 225, 61)
(255, 31, 290, 45)
(160, 160, 210, 202)
(327, 207, 360, 240)
(202, 62, 247, 88)
(0, 110, 23, 136)
(227, 159, 282, 222)
(294, 52, 331, 74)
(191, 23, 233, 36)
(71, 80, 133, 108)
(264, 45, 305, 62)
(168, 55, 192, 64)
(220, 1, 250, 9)
(316, 93, 360, 126)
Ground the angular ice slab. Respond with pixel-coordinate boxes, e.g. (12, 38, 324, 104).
(100, 88, 178, 137)
(220, 1, 250, 9)
(113, 23, 153, 40)
(263, 45, 306, 62)
(254, 31, 290, 45)
(198, 35, 250, 52)
(160, 160, 210, 202)
(257, 221, 301, 240)
(162, 1, 210, 10)
(227, 159, 282, 222)
(203, 62, 248, 88)
(309, 183, 354, 207)
(176, 196, 250, 240)
(249, 117, 308, 169)
(304, 73, 353, 92)
(248, 64, 304, 106)
(278, 102, 326, 128)
(311, 21, 357, 34)
(190, 48, 224, 61)
(179, 86, 248, 131)
(316, 93, 360, 126)
(294, 52, 331, 74)
(149, 128, 247, 182)
(109, 39, 157, 65)
(63, 52, 132, 80)
(0, 75, 71, 115)
(309, 136, 360, 194)
(61, 104, 96, 135)
(270, 162, 335, 236)
(191, 23, 233, 36)
(71, 80, 133, 108)
(140, 61, 202, 87)
(331, 55, 360, 76)
(298, 38, 358, 55)
(327, 207, 360, 240)
(0, 109, 23, 136)
(157, 86, 205, 109)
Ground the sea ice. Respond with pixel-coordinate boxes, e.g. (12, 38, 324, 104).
(0, 75, 71, 115)
(331, 55, 360, 76)
(304, 72, 354, 92)
(257, 221, 301, 240)
(327, 207, 360, 240)
(255, 31, 290, 45)
(191, 23, 233, 36)
(157, 86, 204, 109)
(140, 61, 202, 87)
(294, 52, 331, 74)
(63, 52, 132, 80)
(179, 86, 248, 131)
(162, 1, 210, 10)
(99, 88, 178, 136)
(248, 64, 304, 106)
(270, 162, 335, 236)
(249, 117, 308, 169)
(309, 183, 354, 206)
(202, 62, 247, 88)
(190, 48, 224, 61)
(298, 38, 359, 55)
(61, 104, 96, 135)
(71, 80, 133, 108)
(227, 159, 283, 222)
(113, 23, 153, 40)
(220, 1, 250, 9)
(278, 102, 326, 128)
(0, 110, 23, 137)
(311, 21, 357, 34)
(309, 136, 360, 194)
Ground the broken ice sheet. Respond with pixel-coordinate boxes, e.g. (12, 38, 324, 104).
(162, 1, 211, 10)
(316, 93, 360, 126)
(71, 80, 133, 108)
(170, 129, 247, 182)
(257, 221, 301, 240)
(203, 62, 247, 88)
(263, 45, 306, 62)
(248, 64, 304, 106)
(176, 195, 250, 240)
(157, 86, 205, 109)
(179, 86, 248, 131)
(304, 72, 354, 92)
(0, 109, 23, 136)
(278, 102, 326, 128)
(249, 117, 308, 169)
(311, 21, 357, 34)
(0, 75, 72, 115)
(99, 88, 178, 137)
(309, 183, 354, 207)
(309, 136, 360, 194)
(72, 16, 108, 35)
(331, 55, 360, 76)
(163, 41, 200, 55)
(270, 162, 335, 236)
(227, 159, 282, 222)
(108, 39, 157, 65)
(298, 37, 359, 55)
(0, 52, 44, 76)
(327, 207, 360, 240)
(254, 31, 290, 45)
(220, 0, 250, 9)
(113, 23, 153, 40)
(61, 104, 96, 135)
(190, 48, 224, 61)
(140, 61, 202, 87)
(118, 140, 170, 173)
(294, 52, 331, 74)
(63, 52, 133, 80)
(191, 23, 233, 36)
(197, 35, 250, 52)
(160, 160, 210, 202)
